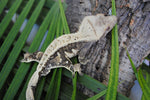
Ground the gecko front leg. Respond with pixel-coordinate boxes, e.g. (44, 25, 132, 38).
(21, 51, 43, 63)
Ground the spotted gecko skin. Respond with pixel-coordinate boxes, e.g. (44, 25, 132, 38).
(21, 14, 117, 100)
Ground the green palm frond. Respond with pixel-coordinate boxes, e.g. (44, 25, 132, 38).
(0, 0, 9, 14)
(127, 50, 150, 100)
(0, 0, 23, 38)
(105, 0, 119, 100)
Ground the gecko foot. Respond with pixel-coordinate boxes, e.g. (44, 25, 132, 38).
(71, 64, 83, 76)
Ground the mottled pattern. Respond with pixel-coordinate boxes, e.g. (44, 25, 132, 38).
(39, 41, 87, 76)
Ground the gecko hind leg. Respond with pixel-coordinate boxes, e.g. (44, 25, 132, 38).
(21, 51, 43, 63)
(63, 55, 83, 76)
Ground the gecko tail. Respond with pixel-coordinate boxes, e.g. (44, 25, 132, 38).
(26, 71, 40, 100)
(26, 86, 35, 100)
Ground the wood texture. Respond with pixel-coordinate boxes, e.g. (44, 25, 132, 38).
(65, 0, 150, 96)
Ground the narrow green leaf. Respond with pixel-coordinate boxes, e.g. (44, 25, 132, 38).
(0, 0, 9, 14)
(0, 0, 23, 38)
(0, 0, 46, 90)
(138, 69, 150, 100)
(146, 71, 150, 88)
(55, 69, 62, 98)
(127, 52, 150, 100)
(142, 71, 150, 100)
(45, 0, 55, 9)
(70, 59, 78, 100)
(56, 13, 62, 37)
(41, 4, 59, 50)
(87, 89, 107, 100)
(58, 0, 70, 34)
(44, 69, 57, 100)
(126, 50, 138, 78)
(142, 95, 146, 100)
(105, 0, 119, 100)
(106, 23, 119, 100)
(0, 0, 35, 64)
(71, 73, 77, 100)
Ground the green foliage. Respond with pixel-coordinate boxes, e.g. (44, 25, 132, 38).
(58, 0, 70, 34)
(0, 0, 34, 64)
(127, 51, 150, 100)
(0, 0, 36, 90)
(71, 73, 77, 100)
(0, 0, 9, 14)
(126, 50, 138, 78)
(138, 69, 150, 100)
(1, 0, 45, 99)
(0, 0, 23, 38)
(105, 0, 119, 100)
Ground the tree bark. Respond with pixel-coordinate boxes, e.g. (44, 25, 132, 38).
(65, 0, 150, 96)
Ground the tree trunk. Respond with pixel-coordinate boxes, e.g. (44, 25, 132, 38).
(65, 0, 150, 96)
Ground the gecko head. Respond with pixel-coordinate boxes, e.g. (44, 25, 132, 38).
(79, 14, 117, 40)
